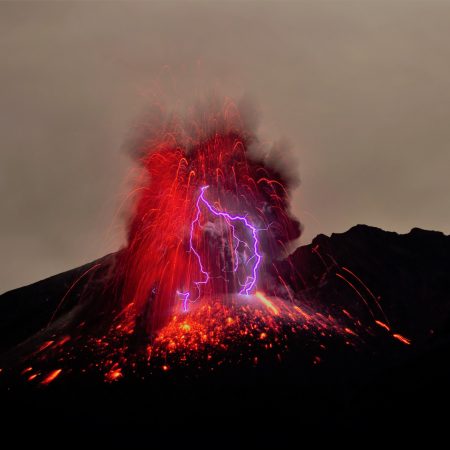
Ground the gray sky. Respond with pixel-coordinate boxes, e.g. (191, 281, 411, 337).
(1, 0, 450, 293)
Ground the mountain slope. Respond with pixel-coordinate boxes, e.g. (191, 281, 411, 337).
(1, 225, 449, 443)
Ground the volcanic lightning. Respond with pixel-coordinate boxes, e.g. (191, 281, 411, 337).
(178, 185, 262, 312)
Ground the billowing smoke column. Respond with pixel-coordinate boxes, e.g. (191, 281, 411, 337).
(117, 96, 301, 334)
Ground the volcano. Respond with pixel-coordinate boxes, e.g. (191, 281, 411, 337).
(1, 225, 449, 444)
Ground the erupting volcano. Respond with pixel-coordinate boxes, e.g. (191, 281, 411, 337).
(2, 96, 448, 443)
(0, 98, 414, 385)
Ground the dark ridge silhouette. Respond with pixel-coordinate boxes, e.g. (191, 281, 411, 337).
(278, 225, 450, 342)
(0, 252, 119, 353)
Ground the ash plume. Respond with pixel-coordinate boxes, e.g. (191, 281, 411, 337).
(125, 94, 301, 190)
(116, 94, 302, 332)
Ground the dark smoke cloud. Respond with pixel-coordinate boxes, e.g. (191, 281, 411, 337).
(125, 94, 301, 190)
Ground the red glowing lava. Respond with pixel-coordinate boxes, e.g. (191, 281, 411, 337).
(114, 98, 300, 334)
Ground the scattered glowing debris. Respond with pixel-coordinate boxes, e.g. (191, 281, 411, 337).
(21, 367, 33, 375)
(105, 367, 123, 382)
(56, 335, 71, 347)
(375, 320, 391, 332)
(255, 292, 280, 316)
(38, 340, 54, 352)
(7, 290, 411, 384)
(393, 333, 411, 345)
(342, 309, 353, 320)
(344, 327, 358, 336)
(294, 305, 311, 321)
(41, 369, 62, 385)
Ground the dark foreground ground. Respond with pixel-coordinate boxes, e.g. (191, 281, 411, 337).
(1, 225, 450, 446)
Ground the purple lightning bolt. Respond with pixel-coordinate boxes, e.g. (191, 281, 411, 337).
(178, 186, 262, 311)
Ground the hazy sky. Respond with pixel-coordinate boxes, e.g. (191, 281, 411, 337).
(1, 0, 450, 293)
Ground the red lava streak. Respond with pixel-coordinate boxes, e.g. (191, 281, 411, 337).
(41, 369, 62, 385)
